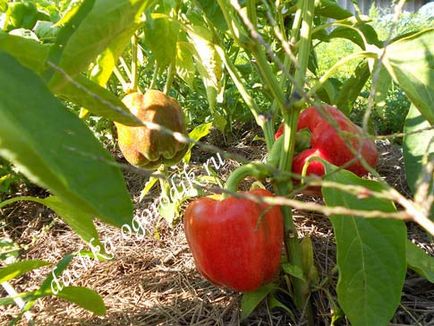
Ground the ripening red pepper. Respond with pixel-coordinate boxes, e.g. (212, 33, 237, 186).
(184, 189, 283, 292)
(276, 105, 378, 178)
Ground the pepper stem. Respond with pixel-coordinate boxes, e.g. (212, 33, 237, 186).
(224, 163, 273, 198)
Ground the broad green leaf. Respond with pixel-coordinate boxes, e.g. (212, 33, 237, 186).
(403, 104, 434, 194)
(176, 41, 196, 88)
(139, 176, 159, 201)
(0, 32, 50, 73)
(328, 22, 381, 49)
(55, 286, 106, 315)
(315, 0, 352, 20)
(195, 0, 227, 32)
(36, 254, 75, 296)
(383, 29, 434, 124)
(188, 23, 224, 131)
(89, 0, 153, 87)
(406, 240, 434, 283)
(282, 263, 306, 282)
(240, 283, 276, 320)
(0, 53, 133, 228)
(316, 78, 341, 105)
(57, 75, 141, 126)
(371, 63, 392, 108)
(183, 122, 213, 163)
(335, 60, 370, 115)
(49, 0, 152, 90)
(143, 12, 179, 69)
(47, 0, 95, 82)
(41, 196, 100, 246)
(323, 168, 406, 326)
(3, 1, 38, 31)
(0, 33, 138, 126)
(0, 260, 50, 283)
(20, 254, 75, 313)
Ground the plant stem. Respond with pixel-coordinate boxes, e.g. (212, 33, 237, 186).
(224, 163, 272, 197)
(131, 34, 139, 92)
(163, 62, 175, 94)
(0, 196, 46, 209)
(214, 45, 274, 151)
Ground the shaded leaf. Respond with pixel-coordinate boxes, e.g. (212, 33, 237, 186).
(49, 0, 152, 90)
(0, 31, 50, 73)
(403, 104, 434, 194)
(176, 41, 196, 88)
(323, 167, 407, 326)
(315, 0, 352, 20)
(383, 29, 434, 124)
(0, 53, 133, 228)
(41, 196, 100, 246)
(143, 11, 179, 69)
(406, 240, 434, 283)
(335, 60, 370, 115)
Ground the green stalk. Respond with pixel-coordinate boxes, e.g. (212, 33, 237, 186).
(163, 61, 175, 94)
(224, 163, 272, 196)
(275, 0, 315, 321)
(130, 34, 139, 92)
(214, 45, 274, 151)
(246, 0, 257, 25)
(0, 196, 46, 209)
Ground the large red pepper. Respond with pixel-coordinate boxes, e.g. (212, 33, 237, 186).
(275, 105, 378, 178)
(184, 189, 283, 292)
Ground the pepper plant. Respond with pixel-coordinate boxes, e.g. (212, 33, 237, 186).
(0, 0, 433, 325)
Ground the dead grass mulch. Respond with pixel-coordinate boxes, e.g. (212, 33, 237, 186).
(1, 129, 433, 326)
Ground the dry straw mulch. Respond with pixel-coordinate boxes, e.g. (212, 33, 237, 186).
(1, 134, 433, 325)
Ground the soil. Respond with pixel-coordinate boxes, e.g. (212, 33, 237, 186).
(1, 129, 433, 326)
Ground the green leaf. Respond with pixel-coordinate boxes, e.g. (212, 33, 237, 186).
(323, 168, 407, 326)
(0, 32, 50, 73)
(315, 0, 352, 20)
(328, 21, 381, 49)
(183, 122, 213, 163)
(41, 196, 100, 245)
(37, 254, 75, 297)
(403, 104, 434, 195)
(383, 29, 434, 124)
(176, 41, 196, 88)
(0, 260, 50, 283)
(240, 283, 276, 320)
(406, 240, 434, 283)
(55, 286, 106, 315)
(335, 60, 370, 115)
(143, 11, 179, 69)
(57, 74, 141, 126)
(49, 0, 152, 90)
(282, 263, 306, 282)
(372, 63, 392, 108)
(0, 53, 133, 228)
(195, 0, 227, 32)
(139, 176, 159, 201)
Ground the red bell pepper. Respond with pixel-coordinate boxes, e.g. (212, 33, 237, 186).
(184, 189, 283, 292)
(276, 105, 378, 178)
